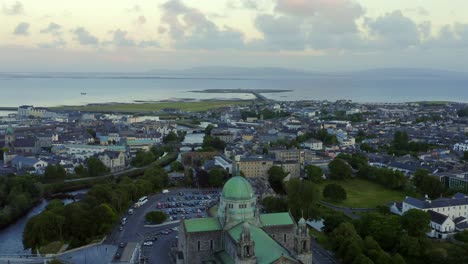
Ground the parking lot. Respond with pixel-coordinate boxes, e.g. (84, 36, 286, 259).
(104, 188, 220, 264)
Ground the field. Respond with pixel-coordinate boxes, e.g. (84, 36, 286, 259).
(54, 100, 250, 113)
(316, 178, 407, 208)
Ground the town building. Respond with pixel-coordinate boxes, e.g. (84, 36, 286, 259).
(232, 156, 274, 178)
(96, 151, 126, 173)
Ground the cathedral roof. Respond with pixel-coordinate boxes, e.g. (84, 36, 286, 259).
(228, 222, 298, 263)
(221, 176, 254, 201)
(260, 212, 295, 227)
(5, 125, 14, 135)
(184, 217, 222, 233)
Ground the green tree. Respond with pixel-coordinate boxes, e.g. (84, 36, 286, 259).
(305, 165, 324, 183)
(401, 209, 431, 237)
(163, 131, 179, 143)
(391, 253, 406, 264)
(286, 178, 320, 220)
(352, 254, 374, 264)
(328, 158, 352, 180)
(268, 166, 287, 193)
(87, 157, 108, 176)
(143, 166, 169, 190)
(262, 196, 288, 213)
(202, 135, 226, 151)
(55, 164, 67, 178)
(322, 211, 348, 234)
(170, 161, 184, 172)
(44, 165, 57, 179)
(74, 164, 86, 176)
(208, 168, 227, 187)
(413, 169, 444, 199)
(92, 203, 117, 234)
(145, 211, 168, 224)
(205, 124, 215, 135)
(323, 183, 347, 201)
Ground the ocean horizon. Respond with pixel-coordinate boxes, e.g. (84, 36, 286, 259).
(1, 73, 468, 107)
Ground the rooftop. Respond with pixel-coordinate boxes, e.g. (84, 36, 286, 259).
(260, 213, 295, 227)
(184, 218, 222, 233)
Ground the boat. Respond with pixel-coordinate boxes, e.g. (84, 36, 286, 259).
(81, 92, 87, 95)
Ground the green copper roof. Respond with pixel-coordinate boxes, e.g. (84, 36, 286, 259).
(222, 176, 254, 200)
(260, 213, 295, 227)
(5, 126, 14, 135)
(184, 218, 222, 233)
(228, 223, 294, 264)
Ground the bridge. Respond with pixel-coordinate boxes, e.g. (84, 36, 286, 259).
(191, 89, 293, 102)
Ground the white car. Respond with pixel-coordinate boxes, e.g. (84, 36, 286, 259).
(143, 241, 153, 246)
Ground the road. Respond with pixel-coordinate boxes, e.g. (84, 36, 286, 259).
(319, 201, 375, 219)
(312, 240, 339, 264)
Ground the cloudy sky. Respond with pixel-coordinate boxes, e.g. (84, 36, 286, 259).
(1, 0, 468, 72)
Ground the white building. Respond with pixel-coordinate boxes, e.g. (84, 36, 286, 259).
(392, 193, 468, 239)
(453, 142, 468, 152)
(302, 139, 323, 150)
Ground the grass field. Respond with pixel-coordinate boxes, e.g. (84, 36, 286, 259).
(54, 100, 250, 113)
(40, 241, 64, 254)
(316, 178, 407, 208)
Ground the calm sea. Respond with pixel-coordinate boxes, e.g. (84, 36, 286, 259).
(1, 74, 468, 107)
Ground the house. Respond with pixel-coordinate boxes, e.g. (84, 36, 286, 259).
(391, 193, 468, 239)
(11, 156, 48, 174)
(427, 210, 456, 239)
(96, 151, 126, 173)
(302, 139, 323, 150)
(232, 155, 274, 178)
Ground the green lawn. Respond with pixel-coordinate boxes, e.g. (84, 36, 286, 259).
(40, 241, 64, 254)
(54, 100, 250, 113)
(316, 178, 407, 208)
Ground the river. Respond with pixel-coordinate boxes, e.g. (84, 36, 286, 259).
(0, 189, 88, 255)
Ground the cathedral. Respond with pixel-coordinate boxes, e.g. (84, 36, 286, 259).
(173, 175, 312, 264)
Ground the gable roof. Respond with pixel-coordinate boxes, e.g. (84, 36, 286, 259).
(427, 210, 449, 225)
(227, 222, 297, 264)
(260, 213, 295, 227)
(184, 218, 222, 233)
(404, 196, 468, 209)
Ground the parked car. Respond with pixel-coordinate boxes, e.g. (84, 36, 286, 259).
(143, 241, 153, 246)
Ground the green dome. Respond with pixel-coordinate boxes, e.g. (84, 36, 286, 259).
(5, 125, 14, 135)
(222, 176, 254, 200)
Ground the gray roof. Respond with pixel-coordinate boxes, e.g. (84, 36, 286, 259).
(427, 210, 449, 225)
(404, 196, 468, 209)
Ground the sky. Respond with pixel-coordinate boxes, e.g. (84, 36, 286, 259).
(1, 0, 468, 72)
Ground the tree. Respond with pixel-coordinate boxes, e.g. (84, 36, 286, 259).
(44, 165, 57, 179)
(262, 196, 288, 213)
(352, 254, 374, 264)
(208, 168, 226, 187)
(143, 166, 169, 190)
(87, 157, 108, 176)
(268, 166, 287, 193)
(305, 165, 324, 183)
(323, 183, 347, 201)
(163, 131, 179, 143)
(74, 164, 86, 176)
(464, 151, 468, 161)
(170, 161, 184, 172)
(92, 203, 117, 234)
(205, 124, 215, 135)
(401, 209, 431, 237)
(328, 158, 352, 180)
(202, 135, 226, 151)
(55, 164, 67, 178)
(322, 211, 348, 234)
(145, 211, 167, 224)
(413, 169, 444, 199)
(86, 128, 96, 139)
(286, 178, 320, 220)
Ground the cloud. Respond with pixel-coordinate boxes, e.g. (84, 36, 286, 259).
(136, 15, 146, 25)
(366, 10, 421, 48)
(252, 14, 306, 50)
(71, 27, 99, 45)
(40, 22, 62, 36)
(126, 5, 141, 13)
(139, 40, 160, 48)
(105, 29, 136, 47)
(38, 39, 66, 49)
(2, 1, 24, 15)
(160, 0, 245, 50)
(423, 23, 468, 49)
(13, 22, 29, 36)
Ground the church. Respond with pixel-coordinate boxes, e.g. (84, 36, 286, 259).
(173, 175, 312, 264)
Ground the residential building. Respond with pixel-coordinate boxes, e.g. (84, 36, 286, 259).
(96, 151, 126, 173)
(232, 155, 274, 178)
(302, 139, 323, 150)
